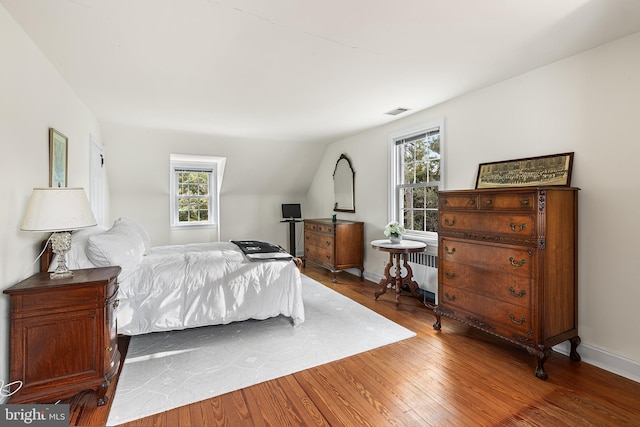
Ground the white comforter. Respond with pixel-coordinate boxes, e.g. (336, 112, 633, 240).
(116, 242, 304, 335)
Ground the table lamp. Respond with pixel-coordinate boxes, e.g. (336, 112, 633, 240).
(21, 187, 97, 279)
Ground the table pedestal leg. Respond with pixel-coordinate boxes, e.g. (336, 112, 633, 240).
(374, 253, 395, 300)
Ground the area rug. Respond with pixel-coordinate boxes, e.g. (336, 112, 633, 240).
(106, 274, 416, 425)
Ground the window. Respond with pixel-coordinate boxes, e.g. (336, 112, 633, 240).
(170, 155, 225, 227)
(389, 120, 444, 240)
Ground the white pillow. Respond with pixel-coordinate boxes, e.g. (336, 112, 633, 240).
(119, 217, 152, 254)
(87, 220, 146, 280)
(48, 226, 107, 272)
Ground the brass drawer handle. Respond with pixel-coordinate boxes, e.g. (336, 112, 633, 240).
(509, 314, 526, 325)
(521, 199, 530, 206)
(106, 346, 113, 352)
(468, 199, 475, 205)
(444, 218, 456, 227)
(444, 292, 456, 301)
(113, 299, 120, 308)
(509, 257, 526, 267)
(485, 199, 493, 205)
(510, 223, 527, 232)
(445, 246, 456, 255)
(445, 271, 457, 280)
(509, 287, 526, 298)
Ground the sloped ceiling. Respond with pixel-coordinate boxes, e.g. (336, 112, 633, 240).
(4, 0, 640, 146)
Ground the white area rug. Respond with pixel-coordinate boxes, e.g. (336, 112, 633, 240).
(107, 274, 416, 425)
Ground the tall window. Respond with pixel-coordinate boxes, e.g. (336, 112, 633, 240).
(170, 154, 224, 227)
(389, 120, 443, 239)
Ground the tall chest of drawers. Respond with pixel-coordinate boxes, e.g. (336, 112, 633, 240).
(304, 219, 364, 282)
(433, 187, 580, 379)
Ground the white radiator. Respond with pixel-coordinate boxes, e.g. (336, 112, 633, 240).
(406, 251, 438, 301)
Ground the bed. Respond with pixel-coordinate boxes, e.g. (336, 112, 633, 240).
(44, 218, 305, 335)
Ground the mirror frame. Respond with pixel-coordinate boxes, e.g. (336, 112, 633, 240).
(333, 154, 355, 213)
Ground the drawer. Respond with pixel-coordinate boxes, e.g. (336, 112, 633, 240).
(305, 231, 334, 249)
(440, 238, 534, 278)
(440, 284, 534, 339)
(440, 194, 478, 209)
(305, 245, 334, 268)
(304, 222, 335, 234)
(441, 260, 532, 308)
(11, 285, 101, 318)
(478, 192, 536, 211)
(440, 212, 536, 237)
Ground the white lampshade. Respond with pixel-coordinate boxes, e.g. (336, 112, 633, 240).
(21, 187, 97, 232)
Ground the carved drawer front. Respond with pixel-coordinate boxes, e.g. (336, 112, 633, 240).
(441, 260, 532, 309)
(440, 194, 478, 209)
(478, 192, 536, 211)
(305, 245, 333, 268)
(305, 231, 334, 249)
(440, 284, 534, 339)
(12, 286, 101, 317)
(440, 213, 536, 237)
(441, 239, 533, 278)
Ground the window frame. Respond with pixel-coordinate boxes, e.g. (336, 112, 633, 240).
(388, 119, 444, 245)
(170, 157, 220, 228)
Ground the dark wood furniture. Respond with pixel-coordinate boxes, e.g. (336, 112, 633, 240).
(3, 266, 122, 404)
(371, 239, 427, 307)
(304, 219, 364, 282)
(433, 187, 580, 379)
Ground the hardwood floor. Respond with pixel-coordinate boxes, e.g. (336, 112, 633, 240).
(66, 263, 640, 426)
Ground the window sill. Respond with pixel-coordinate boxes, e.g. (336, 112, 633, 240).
(171, 223, 218, 229)
(402, 234, 438, 255)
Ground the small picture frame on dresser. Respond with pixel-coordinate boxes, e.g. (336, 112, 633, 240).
(475, 152, 573, 189)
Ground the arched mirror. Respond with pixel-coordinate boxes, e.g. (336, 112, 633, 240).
(333, 154, 355, 212)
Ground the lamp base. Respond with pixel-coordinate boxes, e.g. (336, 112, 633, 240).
(50, 270, 74, 280)
(50, 231, 73, 280)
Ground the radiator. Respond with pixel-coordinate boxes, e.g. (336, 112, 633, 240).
(406, 251, 438, 303)
(406, 252, 438, 268)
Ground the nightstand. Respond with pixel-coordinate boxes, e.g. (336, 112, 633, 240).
(3, 266, 121, 405)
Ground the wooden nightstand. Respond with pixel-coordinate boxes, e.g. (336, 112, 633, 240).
(3, 266, 121, 405)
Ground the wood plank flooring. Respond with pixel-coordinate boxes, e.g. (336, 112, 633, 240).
(66, 264, 640, 426)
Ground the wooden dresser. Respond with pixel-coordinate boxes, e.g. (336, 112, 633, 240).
(433, 187, 580, 379)
(4, 266, 121, 404)
(304, 219, 364, 282)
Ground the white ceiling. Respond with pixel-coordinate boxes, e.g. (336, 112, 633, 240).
(4, 0, 640, 145)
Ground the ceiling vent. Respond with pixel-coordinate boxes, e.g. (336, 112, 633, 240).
(385, 107, 410, 116)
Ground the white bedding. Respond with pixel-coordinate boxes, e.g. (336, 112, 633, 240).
(116, 242, 305, 335)
(49, 220, 305, 336)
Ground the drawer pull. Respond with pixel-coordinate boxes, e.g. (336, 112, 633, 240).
(113, 299, 120, 308)
(468, 198, 475, 205)
(509, 257, 526, 267)
(445, 271, 457, 279)
(444, 292, 456, 301)
(106, 346, 113, 352)
(485, 199, 493, 206)
(325, 241, 331, 246)
(444, 218, 457, 227)
(445, 246, 456, 255)
(509, 314, 526, 325)
(510, 223, 527, 232)
(509, 287, 526, 298)
(521, 199, 530, 206)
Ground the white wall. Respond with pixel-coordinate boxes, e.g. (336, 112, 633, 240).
(0, 5, 104, 388)
(101, 123, 324, 249)
(306, 32, 640, 380)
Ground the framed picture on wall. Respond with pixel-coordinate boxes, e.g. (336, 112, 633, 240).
(49, 128, 68, 188)
(475, 152, 574, 189)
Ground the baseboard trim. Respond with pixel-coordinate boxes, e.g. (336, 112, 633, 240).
(365, 272, 640, 384)
(553, 341, 640, 383)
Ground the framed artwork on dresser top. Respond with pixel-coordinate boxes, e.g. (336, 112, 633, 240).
(475, 152, 573, 189)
